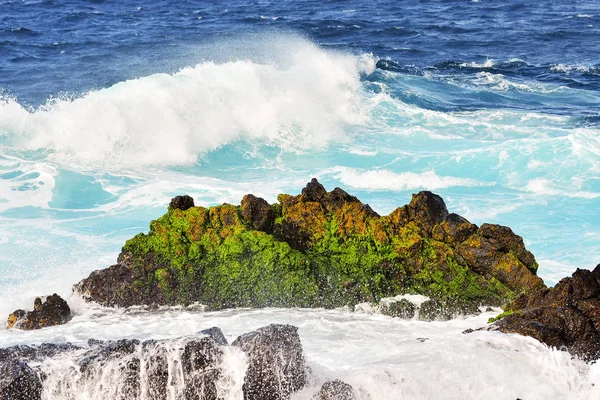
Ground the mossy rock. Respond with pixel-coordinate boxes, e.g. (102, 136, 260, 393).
(418, 298, 481, 321)
(74, 179, 545, 311)
(380, 298, 416, 319)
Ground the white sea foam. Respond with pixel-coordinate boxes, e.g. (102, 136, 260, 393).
(1, 307, 598, 400)
(460, 59, 495, 68)
(523, 178, 600, 199)
(0, 35, 375, 168)
(550, 63, 598, 74)
(330, 167, 491, 191)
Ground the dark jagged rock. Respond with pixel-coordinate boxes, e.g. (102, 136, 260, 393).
(241, 194, 274, 233)
(488, 266, 600, 361)
(7, 294, 71, 330)
(73, 179, 544, 312)
(313, 379, 356, 400)
(406, 191, 449, 234)
(169, 195, 195, 211)
(0, 324, 316, 399)
(233, 324, 306, 400)
(200, 326, 228, 345)
(0, 359, 42, 400)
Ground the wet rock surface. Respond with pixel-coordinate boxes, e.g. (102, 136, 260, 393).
(73, 179, 544, 313)
(233, 324, 306, 400)
(313, 379, 356, 400)
(0, 324, 313, 400)
(7, 294, 71, 330)
(488, 266, 600, 361)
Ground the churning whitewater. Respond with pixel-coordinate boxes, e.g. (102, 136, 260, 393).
(1, 0, 599, 399)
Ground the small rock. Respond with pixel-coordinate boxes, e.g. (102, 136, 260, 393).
(7, 294, 71, 330)
(418, 298, 480, 321)
(169, 195, 195, 211)
(380, 298, 416, 319)
(312, 379, 355, 400)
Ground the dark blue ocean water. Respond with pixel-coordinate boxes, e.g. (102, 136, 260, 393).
(2, 0, 599, 108)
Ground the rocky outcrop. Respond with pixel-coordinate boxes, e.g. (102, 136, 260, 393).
(0, 324, 308, 399)
(488, 266, 600, 362)
(72, 179, 544, 312)
(7, 294, 71, 330)
(233, 324, 306, 400)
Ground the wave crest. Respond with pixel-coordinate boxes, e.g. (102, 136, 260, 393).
(0, 35, 375, 167)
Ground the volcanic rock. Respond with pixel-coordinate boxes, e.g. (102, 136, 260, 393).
(489, 266, 600, 361)
(313, 379, 356, 400)
(74, 179, 544, 312)
(0, 359, 42, 400)
(0, 324, 311, 399)
(7, 294, 71, 330)
(233, 324, 306, 400)
(169, 195, 195, 211)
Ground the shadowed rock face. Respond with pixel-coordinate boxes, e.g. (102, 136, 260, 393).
(72, 179, 544, 311)
(7, 294, 71, 331)
(489, 266, 600, 361)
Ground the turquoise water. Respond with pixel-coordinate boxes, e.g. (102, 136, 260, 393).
(1, 37, 599, 317)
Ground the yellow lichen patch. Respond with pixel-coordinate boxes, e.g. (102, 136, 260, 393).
(284, 201, 327, 240)
(277, 194, 301, 213)
(384, 206, 410, 234)
(456, 235, 485, 267)
(369, 219, 389, 246)
(183, 207, 209, 241)
(209, 204, 244, 239)
(7, 313, 19, 329)
(333, 202, 370, 238)
(491, 253, 545, 293)
(391, 222, 423, 255)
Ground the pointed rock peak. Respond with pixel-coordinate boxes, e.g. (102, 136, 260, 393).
(302, 178, 327, 202)
(408, 191, 449, 233)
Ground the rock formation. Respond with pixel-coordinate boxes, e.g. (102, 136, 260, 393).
(488, 266, 600, 362)
(73, 179, 543, 311)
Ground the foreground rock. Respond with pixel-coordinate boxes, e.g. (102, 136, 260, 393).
(488, 266, 600, 361)
(73, 179, 544, 311)
(7, 294, 71, 330)
(0, 324, 307, 400)
(233, 324, 305, 400)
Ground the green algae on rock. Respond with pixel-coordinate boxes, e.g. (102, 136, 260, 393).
(74, 179, 544, 310)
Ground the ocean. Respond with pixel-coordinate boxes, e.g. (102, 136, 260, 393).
(0, 0, 599, 398)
